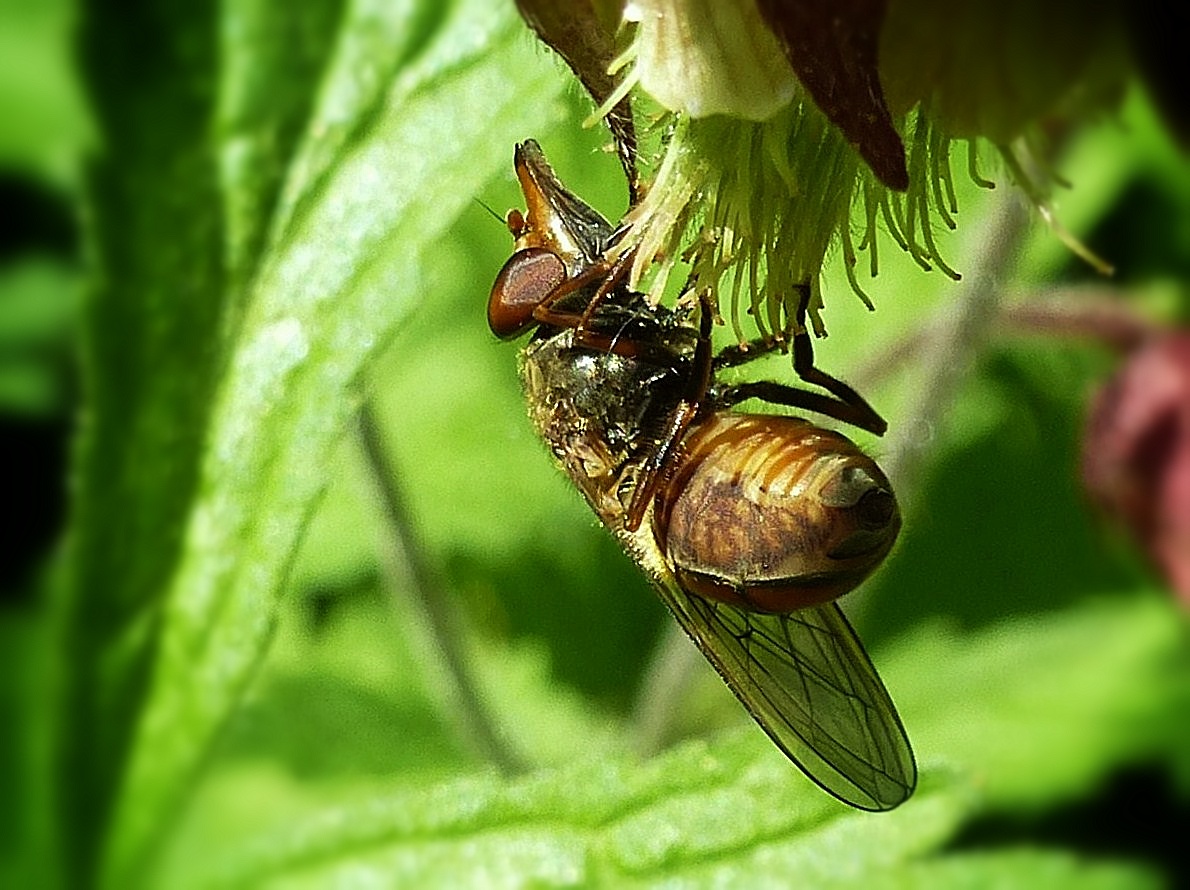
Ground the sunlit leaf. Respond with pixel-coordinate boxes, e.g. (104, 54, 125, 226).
(887, 595, 1190, 810)
(168, 738, 972, 889)
(4, 2, 1186, 888)
(60, 1, 570, 885)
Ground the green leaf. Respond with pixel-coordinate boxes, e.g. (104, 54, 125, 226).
(863, 849, 1161, 890)
(149, 594, 1185, 888)
(165, 738, 973, 888)
(0, 609, 58, 889)
(886, 594, 1189, 810)
(0, 258, 78, 415)
(0, 0, 90, 181)
(29, 1, 1188, 887)
(64, 1, 229, 880)
(218, 0, 346, 294)
(60, 0, 572, 886)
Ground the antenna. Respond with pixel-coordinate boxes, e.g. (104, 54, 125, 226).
(474, 197, 506, 226)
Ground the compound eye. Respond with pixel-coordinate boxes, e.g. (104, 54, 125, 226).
(488, 247, 566, 339)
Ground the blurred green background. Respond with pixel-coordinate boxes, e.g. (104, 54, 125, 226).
(1, 1, 1187, 887)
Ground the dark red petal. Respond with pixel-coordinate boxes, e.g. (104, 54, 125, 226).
(1083, 332, 1190, 605)
(754, 0, 908, 191)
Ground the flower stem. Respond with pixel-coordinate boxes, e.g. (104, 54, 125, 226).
(356, 399, 527, 775)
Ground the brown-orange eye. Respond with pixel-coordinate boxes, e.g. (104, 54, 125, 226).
(487, 247, 566, 339)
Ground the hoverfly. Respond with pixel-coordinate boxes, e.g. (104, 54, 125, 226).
(489, 140, 916, 810)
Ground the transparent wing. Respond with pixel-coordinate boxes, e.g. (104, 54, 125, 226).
(655, 583, 916, 810)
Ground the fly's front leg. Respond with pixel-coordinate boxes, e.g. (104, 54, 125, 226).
(530, 257, 613, 330)
(573, 249, 635, 345)
(531, 249, 677, 364)
(531, 249, 633, 338)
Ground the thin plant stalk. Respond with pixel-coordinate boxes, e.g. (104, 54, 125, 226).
(356, 399, 527, 775)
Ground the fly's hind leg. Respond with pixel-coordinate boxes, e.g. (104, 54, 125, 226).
(712, 284, 888, 436)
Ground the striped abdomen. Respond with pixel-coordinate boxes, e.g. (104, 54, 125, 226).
(657, 413, 900, 612)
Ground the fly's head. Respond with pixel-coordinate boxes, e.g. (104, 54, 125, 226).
(488, 140, 616, 340)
